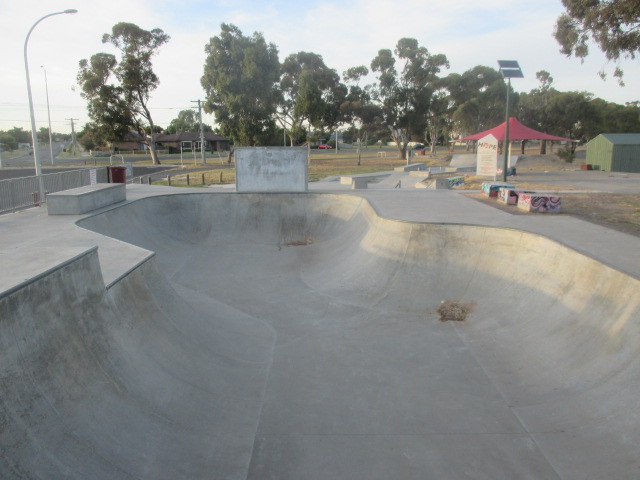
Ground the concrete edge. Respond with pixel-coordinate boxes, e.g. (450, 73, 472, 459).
(0, 246, 99, 300)
(345, 191, 640, 282)
(74, 188, 640, 283)
(104, 252, 156, 290)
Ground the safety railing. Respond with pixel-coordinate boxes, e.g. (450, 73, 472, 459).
(0, 167, 109, 214)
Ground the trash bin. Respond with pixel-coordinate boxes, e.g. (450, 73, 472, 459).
(418, 149, 426, 156)
(108, 165, 127, 183)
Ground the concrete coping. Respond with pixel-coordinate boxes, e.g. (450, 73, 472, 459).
(340, 172, 390, 185)
(394, 163, 426, 172)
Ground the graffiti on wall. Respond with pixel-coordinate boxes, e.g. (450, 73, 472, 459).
(482, 182, 514, 197)
(517, 194, 562, 213)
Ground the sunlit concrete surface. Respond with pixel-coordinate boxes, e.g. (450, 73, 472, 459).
(1, 186, 639, 479)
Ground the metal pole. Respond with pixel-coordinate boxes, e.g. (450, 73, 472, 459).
(192, 100, 206, 165)
(41, 66, 54, 165)
(24, 9, 77, 202)
(502, 78, 511, 182)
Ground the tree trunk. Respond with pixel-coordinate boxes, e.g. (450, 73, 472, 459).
(147, 132, 161, 165)
(149, 143, 160, 165)
(520, 140, 526, 154)
(227, 145, 234, 164)
(540, 140, 547, 155)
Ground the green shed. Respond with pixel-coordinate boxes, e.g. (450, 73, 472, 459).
(585, 133, 640, 173)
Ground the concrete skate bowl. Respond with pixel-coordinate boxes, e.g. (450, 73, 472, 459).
(2, 192, 640, 480)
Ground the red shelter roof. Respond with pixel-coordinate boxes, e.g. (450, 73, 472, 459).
(460, 117, 574, 142)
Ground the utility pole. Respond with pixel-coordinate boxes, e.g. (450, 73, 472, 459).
(191, 100, 206, 165)
(66, 118, 78, 157)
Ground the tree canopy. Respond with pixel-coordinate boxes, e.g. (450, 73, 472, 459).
(67, 17, 640, 160)
(77, 22, 169, 164)
(277, 51, 345, 145)
(554, 0, 640, 84)
(201, 23, 281, 146)
(167, 109, 212, 134)
(446, 66, 508, 137)
(370, 38, 449, 159)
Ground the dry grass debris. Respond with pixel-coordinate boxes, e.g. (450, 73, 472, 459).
(437, 300, 476, 322)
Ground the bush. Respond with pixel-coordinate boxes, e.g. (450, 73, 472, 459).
(557, 146, 575, 163)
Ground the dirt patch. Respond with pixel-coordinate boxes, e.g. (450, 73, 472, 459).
(465, 192, 640, 238)
(513, 153, 578, 171)
(284, 238, 314, 247)
(437, 300, 476, 322)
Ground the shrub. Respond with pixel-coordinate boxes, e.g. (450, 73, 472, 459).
(557, 146, 575, 163)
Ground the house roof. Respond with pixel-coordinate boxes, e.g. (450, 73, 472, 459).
(598, 133, 640, 145)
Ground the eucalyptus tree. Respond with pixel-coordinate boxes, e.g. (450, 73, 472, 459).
(545, 90, 596, 147)
(370, 38, 449, 160)
(424, 81, 454, 154)
(448, 65, 508, 138)
(517, 70, 558, 153)
(341, 65, 373, 163)
(276, 51, 346, 145)
(77, 22, 169, 164)
(201, 23, 281, 147)
(555, 0, 640, 85)
(167, 109, 212, 134)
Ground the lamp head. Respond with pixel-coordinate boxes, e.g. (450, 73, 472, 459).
(64, 9, 78, 14)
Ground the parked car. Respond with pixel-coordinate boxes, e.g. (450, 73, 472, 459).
(318, 144, 333, 149)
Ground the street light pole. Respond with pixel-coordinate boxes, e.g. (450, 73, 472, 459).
(497, 60, 523, 182)
(24, 9, 77, 199)
(41, 66, 54, 165)
(503, 77, 511, 182)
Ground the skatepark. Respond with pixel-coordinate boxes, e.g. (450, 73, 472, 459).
(1, 163, 640, 478)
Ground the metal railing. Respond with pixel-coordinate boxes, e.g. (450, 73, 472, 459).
(0, 167, 109, 214)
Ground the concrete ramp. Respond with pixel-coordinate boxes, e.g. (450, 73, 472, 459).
(449, 153, 476, 167)
(2, 193, 640, 479)
(0, 247, 275, 479)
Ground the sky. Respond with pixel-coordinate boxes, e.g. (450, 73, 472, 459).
(1, 0, 639, 135)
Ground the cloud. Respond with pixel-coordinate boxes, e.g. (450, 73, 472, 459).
(1, 0, 638, 134)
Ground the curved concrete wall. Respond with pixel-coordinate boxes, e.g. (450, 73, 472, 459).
(1, 193, 638, 479)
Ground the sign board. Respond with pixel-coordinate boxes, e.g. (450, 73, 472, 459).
(236, 147, 308, 192)
(476, 134, 498, 178)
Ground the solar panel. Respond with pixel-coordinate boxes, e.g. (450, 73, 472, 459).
(498, 60, 523, 78)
